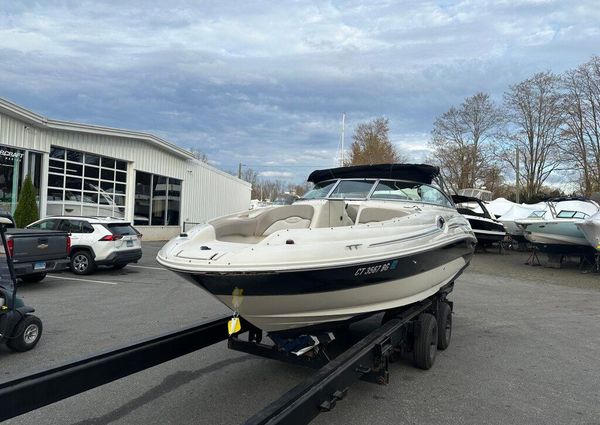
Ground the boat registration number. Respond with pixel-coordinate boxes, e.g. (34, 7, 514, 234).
(354, 260, 398, 277)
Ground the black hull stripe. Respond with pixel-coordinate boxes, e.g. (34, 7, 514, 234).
(180, 239, 475, 296)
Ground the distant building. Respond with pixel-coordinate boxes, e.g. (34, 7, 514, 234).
(0, 97, 250, 240)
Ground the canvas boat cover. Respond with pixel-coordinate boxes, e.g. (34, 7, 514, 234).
(307, 163, 439, 184)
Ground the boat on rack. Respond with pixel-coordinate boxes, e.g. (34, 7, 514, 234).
(575, 211, 600, 252)
(497, 203, 546, 243)
(452, 195, 506, 247)
(157, 164, 476, 335)
(515, 197, 599, 254)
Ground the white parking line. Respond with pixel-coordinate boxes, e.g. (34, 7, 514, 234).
(46, 275, 118, 285)
(127, 265, 166, 271)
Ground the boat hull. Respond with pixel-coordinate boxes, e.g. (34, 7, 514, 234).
(522, 221, 593, 254)
(466, 217, 505, 245)
(179, 239, 474, 334)
(576, 219, 600, 251)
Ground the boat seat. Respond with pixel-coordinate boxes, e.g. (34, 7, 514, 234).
(357, 207, 409, 224)
(213, 205, 315, 242)
(255, 205, 314, 235)
(262, 216, 312, 236)
(346, 204, 359, 223)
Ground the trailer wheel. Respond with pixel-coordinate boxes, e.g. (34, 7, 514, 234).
(413, 313, 437, 370)
(437, 302, 452, 350)
(7, 315, 43, 352)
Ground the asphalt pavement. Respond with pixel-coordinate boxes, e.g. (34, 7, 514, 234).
(2, 243, 599, 425)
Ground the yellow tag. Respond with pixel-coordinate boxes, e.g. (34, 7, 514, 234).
(228, 317, 241, 335)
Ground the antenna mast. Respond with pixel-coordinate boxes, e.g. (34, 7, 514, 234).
(339, 113, 346, 166)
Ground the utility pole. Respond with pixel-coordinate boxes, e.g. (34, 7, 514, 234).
(515, 148, 520, 204)
(238, 162, 243, 179)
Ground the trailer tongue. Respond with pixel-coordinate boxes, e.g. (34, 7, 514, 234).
(0, 285, 453, 424)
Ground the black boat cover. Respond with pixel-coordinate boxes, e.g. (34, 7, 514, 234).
(307, 163, 440, 184)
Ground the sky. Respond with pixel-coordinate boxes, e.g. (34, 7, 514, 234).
(1, 0, 599, 183)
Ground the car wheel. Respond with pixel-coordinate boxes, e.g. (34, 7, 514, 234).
(71, 251, 96, 275)
(7, 315, 43, 352)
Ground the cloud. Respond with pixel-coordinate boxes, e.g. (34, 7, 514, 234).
(0, 1, 599, 182)
(259, 171, 294, 179)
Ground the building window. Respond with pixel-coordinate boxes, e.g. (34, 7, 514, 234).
(134, 171, 181, 226)
(47, 146, 128, 218)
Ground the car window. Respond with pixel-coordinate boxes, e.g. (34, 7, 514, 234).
(58, 220, 90, 233)
(105, 223, 138, 236)
(58, 220, 76, 232)
(82, 222, 95, 233)
(28, 220, 58, 230)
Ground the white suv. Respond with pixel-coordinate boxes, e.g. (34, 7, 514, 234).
(27, 216, 142, 275)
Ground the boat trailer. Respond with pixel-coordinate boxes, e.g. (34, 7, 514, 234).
(0, 284, 454, 424)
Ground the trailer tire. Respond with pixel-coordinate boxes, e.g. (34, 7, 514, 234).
(413, 313, 437, 370)
(7, 315, 43, 352)
(437, 302, 452, 350)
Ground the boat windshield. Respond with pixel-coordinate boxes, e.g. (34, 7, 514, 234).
(372, 180, 453, 207)
(301, 178, 453, 207)
(329, 180, 375, 199)
(302, 180, 338, 199)
(528, 210, 547, 218)
(556, 210, 589, 219)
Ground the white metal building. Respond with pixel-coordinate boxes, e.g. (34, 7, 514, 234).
(0, 97, 251, 240)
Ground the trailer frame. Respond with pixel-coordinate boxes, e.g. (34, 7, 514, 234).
(0, 284, 454, 425)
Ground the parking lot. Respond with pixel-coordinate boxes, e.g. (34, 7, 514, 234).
(2, 243, 600, 425)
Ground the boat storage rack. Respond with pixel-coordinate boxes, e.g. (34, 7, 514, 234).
(0, 285, 453, 425)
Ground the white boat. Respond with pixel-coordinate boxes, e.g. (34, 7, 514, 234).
(486, 197, 518, 219)
(515, 198, 599, 254)
(499, 204, 546, 242)
(157, 164, 476, 335)
(575, 211, 600, 251)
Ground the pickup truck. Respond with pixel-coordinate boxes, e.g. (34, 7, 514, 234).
(0, 213, 70, 283)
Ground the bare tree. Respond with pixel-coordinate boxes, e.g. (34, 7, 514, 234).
(503, 72, 564, 201)
(289, 182, 312, 197)
(189, 148, 209, 163)
(430, 92, 504, 191)
(560, 56, 600, 195)
(345, 118, 406, 165)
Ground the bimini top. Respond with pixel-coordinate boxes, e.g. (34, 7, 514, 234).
(307, 163, 440, 185)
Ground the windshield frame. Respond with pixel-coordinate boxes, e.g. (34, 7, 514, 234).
(300, 178, 455, 208)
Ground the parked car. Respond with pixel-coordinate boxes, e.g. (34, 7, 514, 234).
(0, 213, 70, 283)
(0, 216, 43, 351)
(27, 216, 142, 275)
